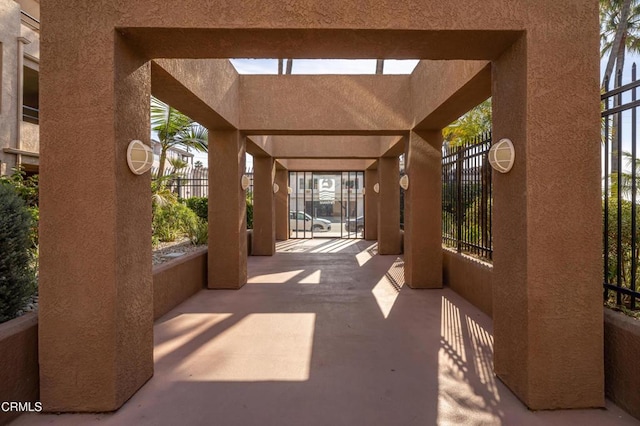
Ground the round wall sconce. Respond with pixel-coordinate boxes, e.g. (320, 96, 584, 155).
(287, 186, 293, 195)
(273, 183, 280, 194)
(126, 140, 154, 175)
(241, 175, 251, 191)
(373, 183, 380, 193)
(488, 138, 515, 173)
(399, 175, 409, 190)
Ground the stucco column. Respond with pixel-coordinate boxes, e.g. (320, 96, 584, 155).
(492, 32, 603, 409)
(377, 157, 401, 255)
(252, 156, 276, 255)
(364, 167, 378, 241)
(275, 168, 289, 240)
(39, 33, 153, 411)
(404, 131, 442, 288)
(208, 130, 247, 288)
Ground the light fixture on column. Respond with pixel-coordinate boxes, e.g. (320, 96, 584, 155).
(362, 188, 366, 196)
(399, 175, 409, 190)
(273, 183, 280, 193)
(373, 183, 380, 193)
(488, 138, 515, 173)
(241, 175, 251, 190)
(287, 186, 293, 195)
(126, 140, 154, 175)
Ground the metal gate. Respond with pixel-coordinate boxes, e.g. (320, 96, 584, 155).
(288, 171, 365, 239)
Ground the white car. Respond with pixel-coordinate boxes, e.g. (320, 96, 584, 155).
(289, 211, 332, 232)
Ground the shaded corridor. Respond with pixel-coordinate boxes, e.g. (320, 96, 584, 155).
(14, 240, 638, 425)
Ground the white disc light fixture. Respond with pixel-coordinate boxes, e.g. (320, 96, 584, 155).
(399, 175, 409, 190)
(126, 140, 154, 175)
(241, 175, 251, 191)
(273, 183, 280, 194)
(488, 138, 515, 173)
(373, 183, 380, 193)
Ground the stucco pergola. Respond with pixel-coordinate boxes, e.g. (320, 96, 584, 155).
(40, 0, 602, 413)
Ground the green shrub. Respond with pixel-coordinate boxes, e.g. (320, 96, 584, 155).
(0, 168, 39, 250)
(152, 201, 199, 243)
(246, 198, 253, 229)
(0, 184, 36, 323)
(187, 218, 208, 245)
(186, 197, 208, 220)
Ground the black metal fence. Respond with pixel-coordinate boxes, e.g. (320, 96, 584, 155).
(441, 133, 493, 261)
(152, 166, 209, 199)
(602, 65, 640, 310)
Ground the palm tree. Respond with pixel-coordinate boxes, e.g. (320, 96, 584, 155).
(600, 1, 640, 173)
(601, 0, 640, 86)
(151, 97, 208, 177)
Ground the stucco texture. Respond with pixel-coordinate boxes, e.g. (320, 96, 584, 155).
(40, 0, 603, 412)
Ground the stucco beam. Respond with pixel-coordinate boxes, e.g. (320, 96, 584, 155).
(150, 59, 240, 130)
(246, 135, 273, 157)
(240, 75, 412, 133)
(123, 28, 521, 60)
(411, 60, 491, 131)
(265, 135, 401, 159)
(277, 159, 376, 171)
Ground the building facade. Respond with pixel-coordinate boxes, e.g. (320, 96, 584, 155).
(0, 0, 40, 175)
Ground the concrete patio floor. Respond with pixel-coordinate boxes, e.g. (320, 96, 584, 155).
(13, 239, 639, 425)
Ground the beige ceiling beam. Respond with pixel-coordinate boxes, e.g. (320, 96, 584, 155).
(240, 75, 412, 134)
(151, 59, 240, 130)
(411, 60, 491, 131)
(277, 159, 376, 171)
(263, 135, 402, 159)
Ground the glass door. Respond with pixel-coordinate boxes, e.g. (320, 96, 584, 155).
(288, 171, 365, 239)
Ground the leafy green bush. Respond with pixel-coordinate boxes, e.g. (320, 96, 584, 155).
(186, 197, 208, 220)
(246, 198, 253, 229)
(152, 201, 199, 243)
(0, 168, 38, 249)
(187, 218, 208, 245)
(0, 184, 37, 323)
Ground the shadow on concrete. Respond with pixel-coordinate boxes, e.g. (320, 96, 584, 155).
(13, 241, 639, 425)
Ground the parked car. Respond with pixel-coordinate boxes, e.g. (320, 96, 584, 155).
(289, 211, 332, 232)
(345, 216, 365, 232)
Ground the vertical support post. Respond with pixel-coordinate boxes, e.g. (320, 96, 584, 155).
(492, 32, 603, 409)
(252, 156, 276, 255)
(275, 168, 289, 241)
(365, 166, 379, 241)
(404, 131, 442, 288)
(208, 130, 247, 288)
(377, 157, 401, 254)
(39, 32, 153, 411)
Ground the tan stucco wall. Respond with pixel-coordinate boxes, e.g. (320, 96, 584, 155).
(40, 0, 603, 412)
(412, 60, 490, 130)
(21, 24, 39, 61)
(442, 249, 493, 317)
(20, 121, 38, 153)
(153, 248, 207, 321)
(240, 75, 411, 134)
(151, 59, 239, 129)
(604, 310, 640, 421)
(0, 313, 39, 426)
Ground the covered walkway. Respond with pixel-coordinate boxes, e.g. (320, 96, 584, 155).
(15, 241, 637, 425)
